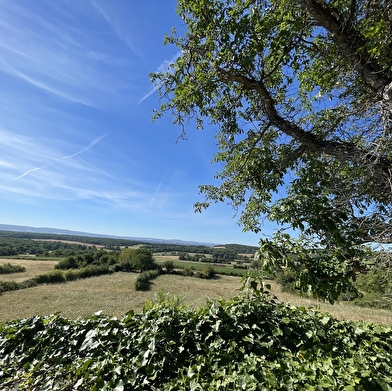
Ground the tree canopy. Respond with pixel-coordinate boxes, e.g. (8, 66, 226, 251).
(119, 248, 157, 272)
(151, 0, 392, 302)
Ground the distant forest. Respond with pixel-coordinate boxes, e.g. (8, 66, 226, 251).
(0, 230, 258, 261)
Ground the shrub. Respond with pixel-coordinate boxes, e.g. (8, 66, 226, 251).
(182, 266, 194, 277)
(64, 269, 79, 281)
(119, 248, 158, 272)
(34, 273, 52, 284)
(1, 292, 391, 390)
(355, 269, 392, 294)
(135, 269, 160, 291)
(163, 260, 174, 273)
(49, 270, 66, 283)
(18, 279, 38, 289)
(134, 280, 150, 291)
(0, 263, 26, 274)
(0, 280, 19, 293)
(352, 269, 392, 309)
(55, 256, 78, 270)
(200, 264, 216, 279)
(275, 269, 299, 293)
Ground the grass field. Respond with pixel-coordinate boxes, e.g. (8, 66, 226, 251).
(1, 258, 392, 326)
(0, 258, 58, 283)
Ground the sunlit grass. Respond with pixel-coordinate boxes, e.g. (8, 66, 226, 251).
(0, 273, 241, 323)
(266, 280, 392, 326)
(1, 259, 391, 326)
(0, 258, 58, 283)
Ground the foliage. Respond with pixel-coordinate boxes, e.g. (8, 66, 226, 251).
(182, 266, 195, 277)
(0, 263, 26, 274)
(118, 248, 158, 272)
(34, 270, 66, 284)
(163, 260, 175, 273)
(0, 266, 113, 296)
(0, 281, 19, 294)
(152, 0, 392, 301)
(199, 264, 216, 279)
(0, 230, 141, 250)
(352, 269, 392, 310)
(55, 249, 118, 270)
(1, 289, 391, 390)
(145, 243, 258, 255)
(135, 269, 161, 291)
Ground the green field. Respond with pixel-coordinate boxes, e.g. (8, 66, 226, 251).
(154, 254, 249, 276)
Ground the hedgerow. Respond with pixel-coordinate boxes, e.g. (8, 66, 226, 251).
(135, 269, 161, 291)
(0, 286, 391, 390)
(0, 266, 113, 296)
(0, 263, 26, 274)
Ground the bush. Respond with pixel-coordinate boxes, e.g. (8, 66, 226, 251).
(163, 260, 174, 273)
(48, 270, 66, 283)
(0, 280, 19, 293)
(18, 279, 38, 289)
(64, 269, 79, 281)
(0, 263, 26, 274)
(135, 269, 160, 291)
(200, 264, 216, 279)
(34, 273, 52, 284)
(55, 256, 78, 270)
(119, 248, 158, 272)
(182, 266, 194, 277)
(352, 269, 392, 309)
(275, 269, 299, 293)
(134, 280, 150, 291)
(1, 292, 391, 390)
(355, 269, 392, 294)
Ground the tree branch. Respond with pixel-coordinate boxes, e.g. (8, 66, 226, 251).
(216, 67, 392, 191)
(294, 0, 392, 96)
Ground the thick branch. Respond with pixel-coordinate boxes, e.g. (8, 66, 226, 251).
(295, 0, 392, 96)
(217, 68, 392, 190)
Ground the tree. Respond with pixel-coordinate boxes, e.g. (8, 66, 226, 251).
(151, 0, 392, 302)
(119, 248, 157, 272)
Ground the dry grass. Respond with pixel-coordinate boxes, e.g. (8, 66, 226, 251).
(0, 273, 241, 323)
(1, 263, 391, 326)
(267, 280, 392, 326)
(0, 259, 58, 283)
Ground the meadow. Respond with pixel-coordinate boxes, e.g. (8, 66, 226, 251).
(1, 257, 391, 326)
(2, 256, 392, 390)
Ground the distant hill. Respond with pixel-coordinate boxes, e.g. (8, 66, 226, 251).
(0, 224, 218, 246)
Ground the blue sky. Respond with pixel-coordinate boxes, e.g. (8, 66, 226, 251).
(0, 0, 273, 245)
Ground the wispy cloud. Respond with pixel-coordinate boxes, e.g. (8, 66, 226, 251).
(91, 0, 139, 58)
(78, 157, 135, 191)
(7, 133, 108, 183)
(139, 87, 157, 105)
(0, 126, 158, 209)
(0, 59, 93, 106)
(0, 0, 139, 110)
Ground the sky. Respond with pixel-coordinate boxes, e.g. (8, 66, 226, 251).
(0, 0, 274, 246)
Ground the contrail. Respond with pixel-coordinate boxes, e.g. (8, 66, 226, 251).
(8, 165, 48, 182)
(138, 87, 157, 104)
(63, 133, 108, 160)
(78, 158, 134, 190)
(8, 133, 108, 182)
(149, 170, 169, 206)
